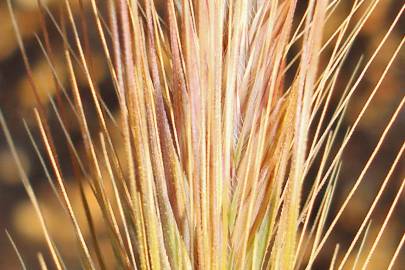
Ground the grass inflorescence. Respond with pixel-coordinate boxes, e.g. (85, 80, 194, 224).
(1, 0, 403, 269)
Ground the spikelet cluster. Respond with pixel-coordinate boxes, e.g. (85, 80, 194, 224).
(1, 0, 403, 269)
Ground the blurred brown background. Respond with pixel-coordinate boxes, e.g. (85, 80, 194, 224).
(0, 0, 404, 269)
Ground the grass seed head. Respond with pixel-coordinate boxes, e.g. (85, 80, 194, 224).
(1, 0, 403, 269)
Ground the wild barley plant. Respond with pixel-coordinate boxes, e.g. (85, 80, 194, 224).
(1, 0, 403, 269)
